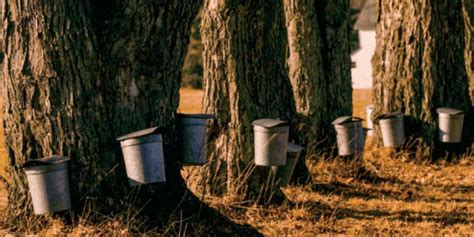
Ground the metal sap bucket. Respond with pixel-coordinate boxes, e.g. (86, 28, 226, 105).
(332, 116, 365, 156)
(252, 119, 289, 166)
(117, 127, 166, 186)
(23, 156, 71, 215)
(366, 104, 374, 136)
(377, 112, 405, 148)
(177, 114, 215, 165)
(271, 143, 304, 187)
(437, 107, 465, 143)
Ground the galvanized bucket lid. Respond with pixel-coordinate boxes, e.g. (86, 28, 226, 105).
(23, 156, 70, 174)
(436, 107, 464, 115)
(116, 127, 160, 141)
(332, 116, 363, 125)
(120, 133, 162, 147)
(252, 118, 288, 128)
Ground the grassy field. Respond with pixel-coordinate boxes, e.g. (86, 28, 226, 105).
(178, 88, 374, 123)
(0, 88, 472, 235)
(178, 88, 204, 113)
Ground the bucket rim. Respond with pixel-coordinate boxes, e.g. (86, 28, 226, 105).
(374, 112, 403, 122)
(332, 116, 364, 125)
(254, 125, 290, 133)
(120, 134, 162, 148)
(116, 126, 160, 141)
(252, 118, 288, 128)
(436, 107, 464, 115)
(23, 156, 69, 169)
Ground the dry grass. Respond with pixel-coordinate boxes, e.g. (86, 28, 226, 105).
(0, 194, 214, 236)
(201, 144, 474, 235)
(179, 88, 474, 235)
(0, 88, 472, 235)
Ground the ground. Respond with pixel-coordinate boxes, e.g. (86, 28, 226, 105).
(179, 88, 474, 235)
(207, 147, 474, 235)
(0, 88, 472, 235)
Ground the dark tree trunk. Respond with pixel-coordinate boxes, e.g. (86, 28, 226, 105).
(464, 0, 474, 147)
(283, 0, 352, 179)
(0, 0, 201, 217)
(199, 0, 296, 201)
(1, 0, 109, 216)
(371, 0, 472, 155)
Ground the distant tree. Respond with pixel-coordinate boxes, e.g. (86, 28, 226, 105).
(283, 0, 352, 178)
(199, 0, 296, 201)
(372, 0, 472, 154)
(182, 14, 204, 89)
(0, 0, 201, 218)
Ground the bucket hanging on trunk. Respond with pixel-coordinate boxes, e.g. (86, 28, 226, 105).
(252, 119, 289, 166)
(437, 107, 465, 143)
(23, 156, 71, 215)
(376, 112, 405, 148)
(117, 127, 166, 186)
(177, 113, 216, 165)
(332, 116, 365, 156)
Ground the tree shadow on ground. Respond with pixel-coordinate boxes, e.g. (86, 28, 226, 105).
(123, 179, 263, 236)
(296, 199, 472, 226)
(174, 191, 264, 236)
(73, 186, 263, 236)
(311, 177, 474, 204)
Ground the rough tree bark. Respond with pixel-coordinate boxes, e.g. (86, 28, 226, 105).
(371, 0, 472, 154)
(1, 0, 109, 216)
(283, 0, 352, 176)
(0, 0, 201, 217)
(199, 0, 296, 200)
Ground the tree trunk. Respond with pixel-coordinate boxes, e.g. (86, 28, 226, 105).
(465, 0, 474, 104)
(464, 0, 474, 146)
(1, 0, 201, 217)
(199, 0, 296, 201)
(2, 0, 108, 216)
(371, 0, 472, 155)
(283, 0, 352, 177)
